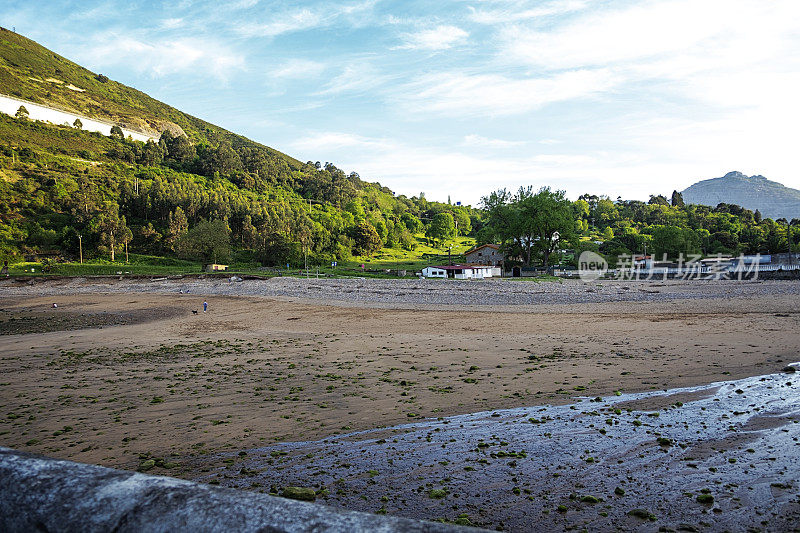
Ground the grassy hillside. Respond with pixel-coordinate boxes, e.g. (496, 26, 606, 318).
(0, 30, 481, 273)
(0, 27, 300, 166)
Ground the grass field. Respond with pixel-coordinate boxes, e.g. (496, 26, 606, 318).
(6, 236, 479, 278)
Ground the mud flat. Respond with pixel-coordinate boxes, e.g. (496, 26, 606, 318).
(193, 368, 800, 531)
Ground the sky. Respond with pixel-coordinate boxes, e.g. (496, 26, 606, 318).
(4, 0, 800, 206)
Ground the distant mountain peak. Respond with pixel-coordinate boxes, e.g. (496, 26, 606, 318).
(682, 172, 800, 220)
(722, 170, 747, 179)
(720, 171, 768, 181)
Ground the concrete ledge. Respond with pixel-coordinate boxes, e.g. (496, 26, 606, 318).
(0, 447, 476, 532)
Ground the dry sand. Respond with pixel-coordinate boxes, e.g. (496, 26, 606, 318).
(1, 278, 797, 477)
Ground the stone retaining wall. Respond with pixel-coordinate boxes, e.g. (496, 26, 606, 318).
(0, 447, 475, 532)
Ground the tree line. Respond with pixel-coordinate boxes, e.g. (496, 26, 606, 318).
(478, 187, 799, 269)
(0, 111, 479, 265)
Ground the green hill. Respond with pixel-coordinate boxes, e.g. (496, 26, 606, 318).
(0, 27, 300, 164)
(0, 28, 478, 269)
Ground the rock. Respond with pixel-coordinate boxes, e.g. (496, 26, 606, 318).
(137, 459, 155, 472)
(781, 365, 796, 373)
(281, 486, 316, 501)
(628, 508, 656, 521)
(696, 494, 714, 504)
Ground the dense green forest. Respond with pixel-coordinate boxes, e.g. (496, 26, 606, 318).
(480, 186, 799, 269)
(0, 111, 479, 266)
(1, 27, 798, 273)
(2, 105, 797, 271)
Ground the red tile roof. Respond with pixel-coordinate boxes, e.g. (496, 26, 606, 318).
(464, 243, 500, 255)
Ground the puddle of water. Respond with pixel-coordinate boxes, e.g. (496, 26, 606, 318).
(194, 367, 800, 531)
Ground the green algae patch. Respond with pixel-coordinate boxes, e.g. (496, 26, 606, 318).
(282, 486, 317, 501)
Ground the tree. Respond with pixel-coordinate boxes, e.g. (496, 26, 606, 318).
(199, 142, 242, 177)
(110, 125, 124, 139)
(754, 209, 762, 223)
(166, 207, 189, 251)
(73, 118, 82, 129)
(671, 190, 685, 208)
(15, 106, 29, 119)
(650, 226, 700, 259)
(426, 212, 456, 247)
(351, 221, 382, 256)
(530, 187, 575, 268)
(177, 219, 231, 264)
(88, 202, 129, 261)
(240, 215, 257, 248)
(452, 209, 472, 236)
(138, 140, 163, 167)
(481, 188, 522, 258)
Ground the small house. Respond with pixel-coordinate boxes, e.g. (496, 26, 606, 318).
(204, 264, 228, 272)
(421, 264, 494, 280)
(421, 266, 447, 278)
(464, 244, 503, 266)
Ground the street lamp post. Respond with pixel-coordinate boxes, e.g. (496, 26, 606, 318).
(78, 235, 83, 264)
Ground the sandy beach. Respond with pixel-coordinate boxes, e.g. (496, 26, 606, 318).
(1, 277, 797, 470)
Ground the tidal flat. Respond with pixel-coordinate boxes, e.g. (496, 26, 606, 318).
(0, 278, 798, 530)
(194, 368, 800, 531)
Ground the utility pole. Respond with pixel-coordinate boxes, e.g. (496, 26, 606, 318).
(448, 246, 452, 266)
(125, 241, 129, 263)
(78, 235, 83, 264)
(640, 241, 647, 280)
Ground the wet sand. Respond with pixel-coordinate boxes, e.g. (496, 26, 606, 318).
(194, 369, 800, 531)
(0, 279, 798, 530)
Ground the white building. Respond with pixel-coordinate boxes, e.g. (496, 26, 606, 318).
(421, 264, 494, 280)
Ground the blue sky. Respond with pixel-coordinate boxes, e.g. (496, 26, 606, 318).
(5, 0, 800, 205)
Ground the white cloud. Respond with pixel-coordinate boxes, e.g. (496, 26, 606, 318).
(468, 0, 589, 25)
(271, 59, 326, 79)
(396, 25, 469, 50)
(462, 134, 526, 149)
(500, 0, 800, 71)
(315, 63, 396, 95)
(159, 18, 184, 29)
(284, 130, 633, 203)
(230, 0, 260, 8)
(232, 1, 378, 38)
(288, 132, 396, 152)
(80, 35, 245, 80)
(398, 68, 619, 117)
(234, 8, 322, 38)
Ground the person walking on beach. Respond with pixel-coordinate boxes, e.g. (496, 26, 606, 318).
(203, 301, 208, 313)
